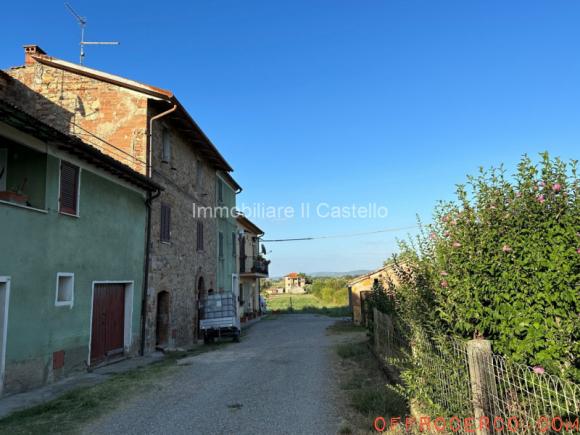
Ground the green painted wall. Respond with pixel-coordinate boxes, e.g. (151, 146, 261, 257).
(216, 176, 237, 293)
(0, 146, 148, 392)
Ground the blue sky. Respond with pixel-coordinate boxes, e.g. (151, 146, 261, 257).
(2, 1, 579, 276)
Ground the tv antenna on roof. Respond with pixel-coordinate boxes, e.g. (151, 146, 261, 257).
(65, 3, 119, 65)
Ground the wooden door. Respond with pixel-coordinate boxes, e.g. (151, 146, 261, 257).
(91, 283, 125, 364)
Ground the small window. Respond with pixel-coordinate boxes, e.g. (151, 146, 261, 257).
(59, 161, 80, 215)
(197, 221, 204, 251)
(160, 203, 171, 242)
(218, 231, 224, 258)
(55, 273, 74, 307)
(162, 128, 171, 163)
(195, 160, 202, 190)
(232, 232, 236, 257)
(218, 179, 223, 202)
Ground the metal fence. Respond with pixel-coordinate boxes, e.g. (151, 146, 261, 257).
(371, 307, 580, 434)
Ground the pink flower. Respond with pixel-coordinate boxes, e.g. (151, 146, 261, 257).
(440, 271, 448, 276)
(532, 366, 545, 375)
(452, 242, 461, 248)
(515, 191, 522, 198)
(502, 245, 512, 253)
(451, 219, 458, 226)
(442, 214, 450, 223)
(489, 205, 496, 210)
(539, 181, 545, 187)
(440, 280, 449, 288)
(429, 232, 437, 240)
(576, 248, 580, 255)
(536, 194, 545, 204)
(552, 183, 561, 192)
(444, 231, 450, 237)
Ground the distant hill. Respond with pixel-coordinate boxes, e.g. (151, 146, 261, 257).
(309, 270, 372, 278)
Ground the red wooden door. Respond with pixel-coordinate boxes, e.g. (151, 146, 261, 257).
(91, 283, 125, 364)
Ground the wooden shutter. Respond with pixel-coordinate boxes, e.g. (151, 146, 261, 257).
(197, 221, 204, 251)
(160, 203, 171, 242)
(218, 232, 224, 258)
(59, 161, 79, 215)
(232, 232, 236, 257)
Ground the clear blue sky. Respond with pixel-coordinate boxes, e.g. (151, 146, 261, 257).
(2, 1, 579, 276)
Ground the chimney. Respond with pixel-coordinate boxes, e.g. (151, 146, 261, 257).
(23, 45, 47, 65)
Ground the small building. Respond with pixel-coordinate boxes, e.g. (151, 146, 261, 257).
(348, 266, 398, 325)
(284, 273, 306, 294)
(0, 98, 160, 395)
(236, 214, 269, 321)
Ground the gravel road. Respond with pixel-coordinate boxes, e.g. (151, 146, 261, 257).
(83, 314, 341, 435)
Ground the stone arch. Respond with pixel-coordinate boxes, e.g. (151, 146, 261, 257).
(155, 291, 170, 348)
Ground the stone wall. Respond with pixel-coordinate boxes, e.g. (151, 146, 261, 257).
(5, 62, 148, 174)
(142, 105, 218, 352)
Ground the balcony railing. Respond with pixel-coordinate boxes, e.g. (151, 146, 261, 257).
(240, 256, 269, 276)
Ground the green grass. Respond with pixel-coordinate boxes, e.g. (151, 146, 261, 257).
(335, 338, 409, 427)
(0, 347, 218, 435)
(266, 294, 351, 317)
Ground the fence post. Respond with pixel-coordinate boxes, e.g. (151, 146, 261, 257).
(467, 339, 494, 435)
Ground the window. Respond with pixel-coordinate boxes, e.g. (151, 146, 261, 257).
(218, 231, 224, 259)
(160, 203, 171, 242)
(162, 128, 171, 163)
(196, 221, 204, 251)
(218, 179, 223, 202)
(195, 160, 202, 190)
(59, 161, 80, 215)
(55, 273, 74, 307)
(232, 232, 236, 257)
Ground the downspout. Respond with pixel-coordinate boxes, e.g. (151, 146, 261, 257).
(140, 103, 175, 355)
(147, 104, 177, 177)
(140, 188, 161, 355)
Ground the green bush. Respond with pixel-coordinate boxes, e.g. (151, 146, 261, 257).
(391, 153, 579, 382)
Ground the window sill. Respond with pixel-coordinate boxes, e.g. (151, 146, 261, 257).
(160, 240, 171, 245)
(0, 200, 47, 214)
(59, 211, 79, 219)
(55, 302, 74, 308)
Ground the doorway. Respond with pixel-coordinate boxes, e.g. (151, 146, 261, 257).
(156, 291, 170, 348)
(90, 283, 126, 364)
(196, 277, 205, 339)
(0, 277, 10, 395)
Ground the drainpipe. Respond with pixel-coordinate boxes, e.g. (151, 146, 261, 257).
(140, 103, 174, 355)
(147, 104, 177, 177)
(140, 188, 161, 356)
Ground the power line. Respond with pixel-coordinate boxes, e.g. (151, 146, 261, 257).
(262, 225, 419, 242)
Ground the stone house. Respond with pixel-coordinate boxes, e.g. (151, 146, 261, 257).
(284, 273, 306, 294)
(0, 97, 160, 395)
(236, 214, 269, 320)
(348, 266, 399, 325)
(3, 45, 237, 352)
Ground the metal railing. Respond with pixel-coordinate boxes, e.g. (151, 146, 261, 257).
(371, 308, 580, 434)
(239, 256, 269, 276)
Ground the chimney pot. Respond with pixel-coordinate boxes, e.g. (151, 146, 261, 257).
(23, 45, 47, 65)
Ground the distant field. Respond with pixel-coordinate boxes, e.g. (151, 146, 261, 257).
(266, 294, 350, 317)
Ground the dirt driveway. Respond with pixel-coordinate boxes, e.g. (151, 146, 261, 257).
(83, 314, 343, 435)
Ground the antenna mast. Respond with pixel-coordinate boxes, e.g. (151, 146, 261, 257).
(65, 3, 119, 65)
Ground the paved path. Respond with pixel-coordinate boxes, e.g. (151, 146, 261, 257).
(83, 315, 341, 435)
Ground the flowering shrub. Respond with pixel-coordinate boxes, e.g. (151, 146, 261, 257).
(392, 153, 579, 382)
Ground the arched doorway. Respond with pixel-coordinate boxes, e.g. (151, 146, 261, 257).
(196, 277, 205, 339)
(156, 291, 170, 348)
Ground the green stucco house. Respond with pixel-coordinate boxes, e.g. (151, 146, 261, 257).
(216, 171, 241, 296)
(0, 100, 160, 395)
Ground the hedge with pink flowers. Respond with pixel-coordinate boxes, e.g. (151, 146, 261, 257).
(390, 153, 579, 382)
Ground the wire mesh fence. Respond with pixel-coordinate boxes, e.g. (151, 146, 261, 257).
(371, 307, 580, 434)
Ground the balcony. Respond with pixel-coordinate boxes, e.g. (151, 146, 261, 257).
(240, 255, 269, 277)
